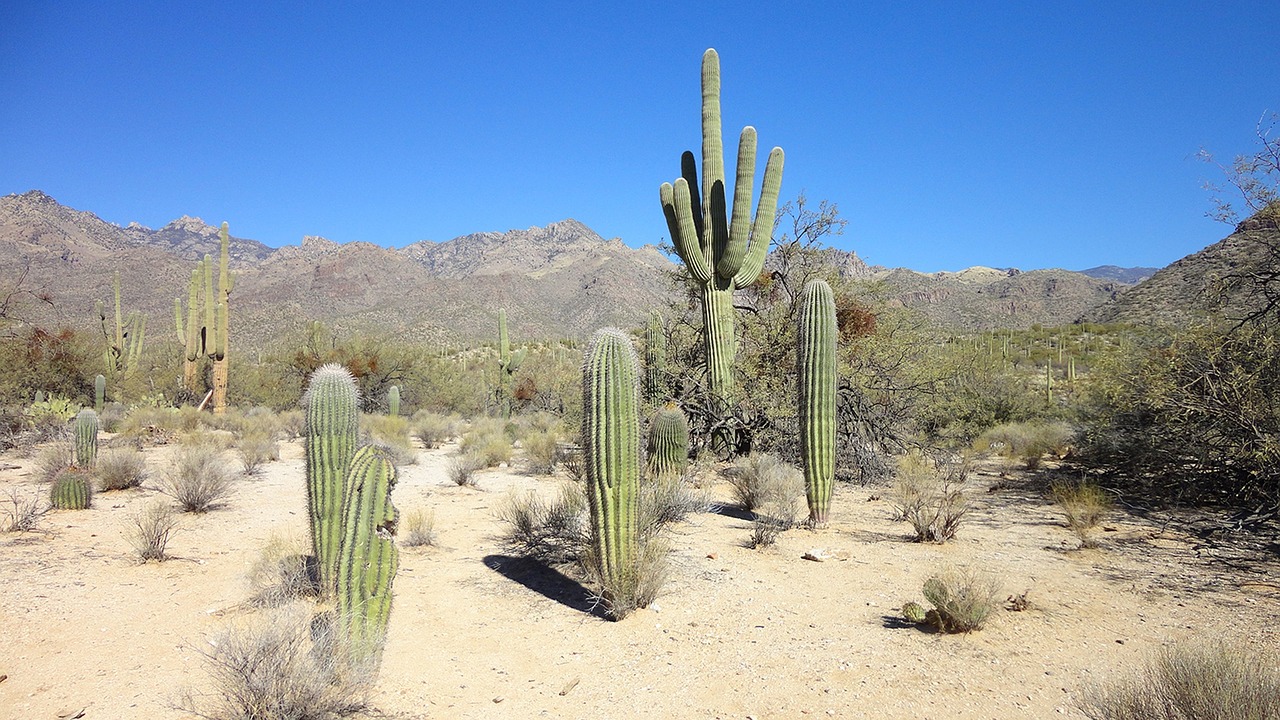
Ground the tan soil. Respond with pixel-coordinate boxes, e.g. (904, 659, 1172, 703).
(1, 437, 1277, 720)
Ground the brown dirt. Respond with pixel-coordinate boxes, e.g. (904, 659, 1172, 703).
(2, 438, 1278, 719)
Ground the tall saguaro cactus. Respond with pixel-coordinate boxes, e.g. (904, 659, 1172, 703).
(336, 444, 399, 669)
(798, 279, 836, 526)
(660, 48, 784, 401)
(496, 308, 525, 417)
(583, 328, 642, 618)
(304, 364, 361, 596)
(210, 223, 233, 414)
(98, 272, 146, 376)
(173, 224, 232, 411)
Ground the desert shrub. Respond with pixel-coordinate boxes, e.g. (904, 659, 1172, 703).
(1079, 641, 1280, 720)
(974, 421, 1075, 470)
(1051, 479, 1111, 548)
(179, 603, 369, 720)
(459, 418, 514, 467)
(35, 441, 72, 482)
(447, 453, 485, 487)
(163, 442, 235, 512)
(276, 409, 305, 439)
(126, 501, 180, 561)
(116, 406, 203, 445)
(236, 430, 279, 476)
(497, 483, 589, 565)
(402, 508, 436, 547)
(522, 427, 562, 475)
(893, 451, 969, 542)
(363, 414, 415, 462)
(2, 489, 47, 532)
(749, 486, 801, 549)
(916, 567, 1002, 633)
(640, 472, 710, 539)
(97, 447, 147, 490)
(582, 534, 670, 621)
(412, 411, 459, 449)
(98, 401, 128, 433)
(726, 452, 803, 512)
(246, 533, 318, 607)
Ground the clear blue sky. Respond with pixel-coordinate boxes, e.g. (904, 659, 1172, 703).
(2, 2, 1276, 272)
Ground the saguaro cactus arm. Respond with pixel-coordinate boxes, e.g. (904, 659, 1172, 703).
(336, 444, 398, 669)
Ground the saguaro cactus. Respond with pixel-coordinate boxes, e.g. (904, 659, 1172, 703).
(210, 223, 233, 414)
(798, 279, 836, 526)
(173, 224, 232, 410)
(643, 311, 667, 406)
(94, 374, 105, 413)
(98, 272, 146, 375)
(50, 468, 92, 510)
(387, 385, 400, 417)
(496, 309, 525, 417)
(303, 364, 361, 596)
(647, 404, 689, 480)
(74, 408, 98, 470)
(660, 48, 784, 401)
(336, 444, 399, 669)
(583, 328, 642, 618)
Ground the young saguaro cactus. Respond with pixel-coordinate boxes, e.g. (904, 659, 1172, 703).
(583, 328, 642, 619)
(798, 279, 836, 526)
(51, 467, 92, 510)
(496, 309, 525, 417)
(94, 374, 105, 413)
(647, 404, 689, 480)
(660, 48, 784, 401)
(336, 444, 399, 670)
(387, 385, 400, 417)
(303, 364, 361, 596)
(74, 408, 98, 470)
(643, 311, 667, 406)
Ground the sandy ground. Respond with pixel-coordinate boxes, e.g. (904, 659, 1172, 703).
(1, 435, 1278, 720)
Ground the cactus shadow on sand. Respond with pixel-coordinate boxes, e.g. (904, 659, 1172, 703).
(482, 554, 604, 618)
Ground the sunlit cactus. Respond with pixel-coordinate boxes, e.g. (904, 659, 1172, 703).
(336, 444, 399, 670)
(798, 279, 836, 526)
(303, 363, 361, 596)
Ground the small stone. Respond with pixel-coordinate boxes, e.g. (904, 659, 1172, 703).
(493, 696, 504, 703)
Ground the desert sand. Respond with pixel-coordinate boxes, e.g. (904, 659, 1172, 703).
(2, 436, 1277, 720)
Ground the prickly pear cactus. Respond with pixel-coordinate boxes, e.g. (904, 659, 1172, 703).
(50, 467, 92, 510)
(74, 409, 98, 470)
(902, 601, 927, 625)
(303, 364, 361, 596)
(646, 404, 689, 480)
(336, 444, 399, 670)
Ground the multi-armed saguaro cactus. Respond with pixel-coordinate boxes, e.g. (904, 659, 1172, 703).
(798, 279, 836, 526)
(97, 271, 146, 376)
(643, 311, 667, 406)
(647, 404, 689, 480)
(74, 408, 98, 470)
(583, 328, 642, 619)
(660, 48, 784, 401)
(303, 364, 361, 596)
(50, 467, 92, 510)
(94, 374, 105, 413)
(173, 223, 233, 411)
(387, 385, 400, 418)
(336, 444, 399, 669)
(496, 309, 525, 417)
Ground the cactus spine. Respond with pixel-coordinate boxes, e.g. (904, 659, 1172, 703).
(798, 279, 836, 526)
(660, 48, 784, 401)
(94, 374, 105, 413)
(387, 385, 400, 417)
(336, 444, 399, 669)
(643, 311, 667, 405)
(647, 404, 689, 480)
(50, 468, 92, 510)
(496, 309, 525, 417)
(304, 364, 361, 596)
(583, 328, 641, 618)
(74, 408, 98, 470)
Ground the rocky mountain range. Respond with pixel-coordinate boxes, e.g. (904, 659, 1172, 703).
(0, 190, 1194, 351)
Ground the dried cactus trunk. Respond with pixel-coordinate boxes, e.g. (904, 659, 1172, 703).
(74, 408, 98, 470)
(51, 468, 92, 510)
(798, 279, 836, 526)
(660, 48, 784, 401)
(647, 404, 689, 480)
(336, 444, 399, 670)
(304, 364, 361, 596)
(583, 328, 641, 618)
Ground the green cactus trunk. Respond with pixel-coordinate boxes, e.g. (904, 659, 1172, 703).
(51, 468, 92, 510)
(304, 364, 361, 597)
(643, 311, 667, 406)
(94, 374, 105, 413)
(496, 309, 525, 417)
(583, 328, 641, 619)
(210, 223, 232, 415)
(74, 409, 98, 470)
(659, 48, 784, 403)
(647, 404, 689, 480)
(387, 385, 400, 417)
(336, 444, 399, 670)
(798, 280, 836, 526)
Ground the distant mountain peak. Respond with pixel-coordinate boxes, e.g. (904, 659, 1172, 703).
(162, 215, 217, 234)
(11, 189, 58, 204)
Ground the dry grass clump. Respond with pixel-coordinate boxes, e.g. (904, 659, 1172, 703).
(640, 472, 710, 539)
(98, 401, 128, 433)
(163, 442, 235, 512)
(125, 501, 180, 561)
(412, 411, 460, 449)
(35, 441, 73, 482)
(364, 414, 417, 466)
(974, 421, 1076, 470)
(179, 603, 369, 720)
(1079, 641, 1280, 720)
(2, 489, 48, 532)
(906, 567, 1002, 633)
(116, 406, 203, 445)
(235, 413, 281, 476)
(401, 507, 437, 547)
(97, 447, 147, 490)
(892, 451, 969, 543)
(276, 409, 305, 439)
(726, 452, 801, 512)
(447, 453, 486, 487)
(246, 533, 319, 607)
(522, 427, 564, 475)
(459, 418, 514, 467)
(582, 535, 670, 621)
(497, 484, 589, 565)
(1051, 479, 1112, 548)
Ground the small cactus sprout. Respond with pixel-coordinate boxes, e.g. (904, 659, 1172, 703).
(336, 444, 399, 670)
(51, 467, 92, 510)
(74, 408, 99, 470)
(94, 374, 105, 413)
(583, 328, 642, 618)
(303, 364, 361, 597)
(387, 385, 400, 417)
(647, 404, 689, 480)
(798, 279, 836, 526)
